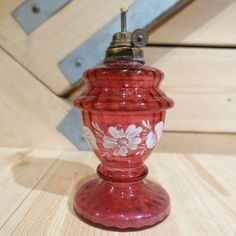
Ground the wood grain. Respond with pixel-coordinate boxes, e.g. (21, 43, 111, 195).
(0, 148, 62, 229)
(0, 48, 74, 149)
(149, 0, 236, 46)
(0, 148, 235, 235)
(157, 132, 236, 155)
(0, 0, 24, 21)
(144, 47, 236, 133)
(0, 0, 134, 95)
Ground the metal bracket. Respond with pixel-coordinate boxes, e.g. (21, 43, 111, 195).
(12, 0, 71, 34)
(57, 108, 90, 150)
(58, 0, 186, 85)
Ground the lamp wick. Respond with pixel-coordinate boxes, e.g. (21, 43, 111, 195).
(121, 7, 128, 32)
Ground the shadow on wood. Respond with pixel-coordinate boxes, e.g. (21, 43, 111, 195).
(11, 157, 94, 196)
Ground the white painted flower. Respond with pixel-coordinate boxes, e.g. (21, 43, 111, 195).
(155, 121, 164, 140)
(146, 131, 157, 149)
(146, 121, 164, 149)
(103, 125, 142, 157)
(84, 126, 98, 150)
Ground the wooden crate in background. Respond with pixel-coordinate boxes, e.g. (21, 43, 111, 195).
(0, 0, 235, 151)
(0, 0, 135, 95)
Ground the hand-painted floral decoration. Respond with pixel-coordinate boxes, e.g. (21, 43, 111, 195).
(103, 125, 142, 156)
(83, 120, 164, 157)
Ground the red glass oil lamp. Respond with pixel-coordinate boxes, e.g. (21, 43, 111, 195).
(73, 8, 174, 229)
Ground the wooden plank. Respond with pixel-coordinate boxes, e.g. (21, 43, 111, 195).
(0, 0, 134, 95)
(158, 132, 236, 155)
(144, 47, 236, 133)
(189, 153, 236, 218)
(0, 148, 62, 229)
(0, 149, 98, 236)
(0, 48, 75, 149)
(0, 0, 24, 21)
(0, 148, 236, 235)
(149, 0, 236, 46)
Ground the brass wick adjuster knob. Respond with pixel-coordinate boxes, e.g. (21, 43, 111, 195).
(105, 7, 148, 62)
(131, 29, 149, 47)
(121, 7, 149, 47)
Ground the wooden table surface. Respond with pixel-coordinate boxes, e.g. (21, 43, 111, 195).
(0, 148, 235, 236)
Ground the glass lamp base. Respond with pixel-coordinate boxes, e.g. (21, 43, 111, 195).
(74, 178, 170, 229)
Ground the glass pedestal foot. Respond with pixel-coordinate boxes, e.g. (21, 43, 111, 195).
(74, 178, 170, 229)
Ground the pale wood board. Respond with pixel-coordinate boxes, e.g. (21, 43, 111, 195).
(149, 0, 236, 46)
(143, 47, 236, 133)
(0, 0, 134, 95)
(0, 148, 62, 229)
(0, 48, 75, 149)
(0, 148, 235, 235)
(0, 0, 23, 20)
(157, 132, 236, 155)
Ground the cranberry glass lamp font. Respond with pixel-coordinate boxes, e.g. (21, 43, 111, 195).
(73, 9, 173, 229)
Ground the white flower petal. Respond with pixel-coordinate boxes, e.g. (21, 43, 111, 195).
(119, 146, 128, 156)
(127, 143, 138, 150)
(155, 121, 164, 140)
(142, 120, 148, 128)
(125, 125, 143, 138)
(146, 131, 157, 149)
(125, 125, 136, 136)
(103, 136, 116, 148)
(103, 136, 115, 142)
(103, 142, 116, 149)
(84, 126, 98, 150)
(113, 147, 120, 156)
(108, 127, 120, 138)
(119, 129, 124, 136)
(130, 137, 142, 145)
(84, 127, 91, 136)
